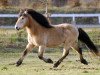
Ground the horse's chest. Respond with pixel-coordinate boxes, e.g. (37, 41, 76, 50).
(28, 35, 42, 46)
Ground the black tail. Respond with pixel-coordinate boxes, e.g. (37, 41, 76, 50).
(78, 28, 99, 56)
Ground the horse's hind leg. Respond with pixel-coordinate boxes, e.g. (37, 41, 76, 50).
(72, 42, 88, 65)
(53, 45, 70, 68)
(38, 46, 53, 63)
(16, 44, 34, 66)
(77, 47, 88, 65)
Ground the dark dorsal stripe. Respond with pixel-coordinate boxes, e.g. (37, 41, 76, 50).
(26, 9, 53, 28)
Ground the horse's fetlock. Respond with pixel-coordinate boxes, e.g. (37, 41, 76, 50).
(38, 55, 43, 59)
(16, 59, 23, 66)
(81, 59, 88, 65)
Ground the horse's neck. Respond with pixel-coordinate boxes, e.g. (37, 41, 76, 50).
(26, 16, 45, 36)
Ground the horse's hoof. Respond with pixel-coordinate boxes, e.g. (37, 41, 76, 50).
(81, 59, 88, 65)
(46, 58, 53, 64)
(16, 59, 22, 66)
(53, 64, 58, 68)
(53, 61, 60, 68)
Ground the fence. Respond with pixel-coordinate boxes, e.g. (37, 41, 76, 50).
(50, 13, 100, 28)
(0, 13, 100, 28)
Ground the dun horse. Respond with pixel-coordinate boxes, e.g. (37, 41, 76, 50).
(15, 9, 99, 68)
(19, 9, 99, 57)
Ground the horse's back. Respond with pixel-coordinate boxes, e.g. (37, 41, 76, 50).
(52, 23, 75, 30)
(53, 23, 79, 41)
(52, 23, 78, 35)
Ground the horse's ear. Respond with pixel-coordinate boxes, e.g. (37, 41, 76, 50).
(20, 9, 27, 13)
(20, 9, 24, 12)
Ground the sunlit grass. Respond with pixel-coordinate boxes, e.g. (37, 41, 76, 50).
(0, 51, 100, 75)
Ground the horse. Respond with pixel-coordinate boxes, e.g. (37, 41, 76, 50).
(15, 9, 99, 68)
(19, 9, 99, 57)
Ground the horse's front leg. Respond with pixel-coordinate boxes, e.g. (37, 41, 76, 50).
(53, 46, 70, 68)
(38, 46, 53, 63)
(16, 44, 34, 66)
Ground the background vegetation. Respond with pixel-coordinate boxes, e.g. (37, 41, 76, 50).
(0, 0, 100, 13)
(0, 0, 100, 26)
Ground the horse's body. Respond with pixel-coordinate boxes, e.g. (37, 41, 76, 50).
(27, 23, 78, 47)
(15, 9, 99, 68)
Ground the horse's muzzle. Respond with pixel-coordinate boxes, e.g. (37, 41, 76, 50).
(15, 27, 20, 30)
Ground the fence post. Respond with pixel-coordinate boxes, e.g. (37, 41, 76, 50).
(98, 16, 100, 24)
(72, 16, 76, 25)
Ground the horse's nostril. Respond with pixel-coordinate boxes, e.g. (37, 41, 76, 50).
(15, 27, 19, 30)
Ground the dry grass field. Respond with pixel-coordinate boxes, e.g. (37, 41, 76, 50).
(0, 51, 100, 75)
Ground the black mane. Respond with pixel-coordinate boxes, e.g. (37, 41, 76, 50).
(26, 9, 53, 28)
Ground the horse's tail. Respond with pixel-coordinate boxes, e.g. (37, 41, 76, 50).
(78, 28, 100, 56)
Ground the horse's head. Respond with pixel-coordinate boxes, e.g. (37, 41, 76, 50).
(15, 10, 29, 30)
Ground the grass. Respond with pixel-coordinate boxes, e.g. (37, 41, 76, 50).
(0, 28, 100, 75)
(0, 51, 100, 75)
(84, 28, 100, 45)
(0, 28, 27, 51)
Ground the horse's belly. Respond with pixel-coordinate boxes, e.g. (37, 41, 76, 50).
(47, 42, 64, 47)
(46, 36, 65, 47)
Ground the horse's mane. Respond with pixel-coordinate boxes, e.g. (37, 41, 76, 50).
(26, 9, 53, 28)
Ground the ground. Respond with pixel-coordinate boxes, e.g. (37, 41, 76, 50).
(0, 50, 100, 75)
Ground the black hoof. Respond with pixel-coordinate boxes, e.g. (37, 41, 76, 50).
(53, 61, 61, 68)
(46, 58, 53, 64)
(16, 59, 23, 66)
(81, 59, 88, 65)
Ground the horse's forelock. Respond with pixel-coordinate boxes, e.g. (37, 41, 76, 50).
(18, 10, 27, 18)
(24, 10, 28, 14)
